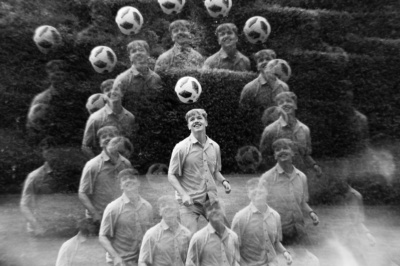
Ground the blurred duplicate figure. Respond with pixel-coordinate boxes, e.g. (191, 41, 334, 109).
(239, 49, 288, 116)
(113, 40, 162, 96)
(79, 133, 133, 230)
(259, 91, 322, 176)
(20, 148, 57, 236)
(203, 23, 250, 72)
(138, 196, 191, 266)
(55, 218, 104, 266)
(99, 169, 153, 266)
(232, 178, 292, 266)
(168, 108, 232, 234)
(154, 20, 204, 72)
(186, 202, 240, 266)
(82, 80, 135, 158)
(259, 138, 319, 244)
(101, 79, 115, 94)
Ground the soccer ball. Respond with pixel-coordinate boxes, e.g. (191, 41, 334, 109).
(235, 145, 262, 173)
(33, 25, 62, 54)
(86, 93, 107, 114)
(89, 46, 117, 74)
(174, 76, 202, 104)
(204, 0, 232, 18)
(243, 16, 271, 44)
(115, 6, 143, 35)
(266, 59, 291, 82)
(158, 0, 186, 15)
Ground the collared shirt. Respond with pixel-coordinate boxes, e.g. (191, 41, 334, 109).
(186, 223, 240, 266)
(82, 104, 135, 155)
(79, 151, 132, 218)
(139, 220, 191, 266)
(30, 86, 57, 106)
(55, 235, 104, 266)
(259, 116, 315, 169)
(168, 134, 222, 204)
(231, 203, 282, 266)
(259, 164, 311, 236)
(100, 194, 153, 263)
(239, 74, 289, 113)
(203, 49, 250, 72)
(154, 44, 204, 73)
(114, 66, 162, 95)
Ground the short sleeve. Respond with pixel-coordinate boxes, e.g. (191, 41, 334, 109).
(78, 160, 97, 194)
(138, 228, 156, 266)
(20, 174, 36, 208)
(99, 202, 117, 237)
(168, 143, 184, 176)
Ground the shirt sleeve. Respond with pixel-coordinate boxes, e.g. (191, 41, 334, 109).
(78, 160, 96, 194)
(55, 240, 73, 266)
(276, 212, 283, 242)
(20, 174, 36, 209)
(231, 213, 243, 247)
(99, 203, 117, 237)
(186, 234, 203, 266)
(138, 229, 155, 266)
(82, 115, 97, 151)
(215, 143, 222, 172)
(168, 143, 184, 176)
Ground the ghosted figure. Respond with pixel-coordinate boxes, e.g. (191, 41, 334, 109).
(203, 23, 250, 72)
(27, 60, 73, 138)
(186, 202, 240, 266)
(168, 109, 231, 234)
(259, 138, 319, 244)
(239, 49, 288, 118)
(100, 79, 115, 94)
(259, 92, 322, 176)
(82, 80, 135, 158)
(55, 218, 104, 266)
(114, 40, 162, 97)
(235, 145, 262, 173)
(232, 178, 293, 266)
(139, 196, 191, 266)
(145, 163, 168, 188)
(20, 148, 58, 236)
(79, 134, 133, 231)
(154, 20, 204, 72)
(99, 169, 153, 266)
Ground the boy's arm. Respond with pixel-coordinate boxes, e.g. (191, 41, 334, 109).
(78, 192, 101, 222)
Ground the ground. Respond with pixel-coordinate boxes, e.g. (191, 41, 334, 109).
(0, 175, 399, 266)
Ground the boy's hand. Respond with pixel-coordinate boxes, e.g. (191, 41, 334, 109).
(310, 211, 319, 226)
(222, 180, 231, 194)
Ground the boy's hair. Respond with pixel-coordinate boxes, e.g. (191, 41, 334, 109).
(274, 91, 297, 106)
(272, 138, 295, 151)
(169, 20, 190, 33)
(96, 125, 119, 139)
(204, 200, 225, 218)
(254, 49, 276, 62)
(108, 136, 134, 156)
(126, 40, 150, 55)
(45, 60, 69, 75)
(100, 79, 114, 93)
(246, 178, 260, 193)
(185, 108, 208, 122)
(77, 218, 93, 237)
(130, 52, 149, 65)
(215, 23, 238, 36)
(118, 168, 139, 182)
(157, 195, 178, 211)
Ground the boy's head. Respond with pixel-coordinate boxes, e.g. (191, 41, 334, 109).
(130, 53, 149, 73)
(185, 109, 208, 131)
(246, 178, 268, 206)
(46, 60, 69, 86)
(97, 126, 120, 149)
(215, 23, 238, 48)
(157, 195, 179, 224)
(205, 201, 225, 229)
(274, 91, 297, 114)
(77, 218, 96, 237)
(109, 81, 125, 102)
(127, 40, 150, 57)
(169, 20, 191, 45)
(119, 168, 140, 193)
(272, 138, 295, 162)
(106, 136, 133, 158)
(254, 49, 276, 72)
(100, 79, 114, 94)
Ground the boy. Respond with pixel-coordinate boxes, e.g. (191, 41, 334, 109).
(99, 168, 153, 266)
(79, 131, 132, 229)
(155, 20, 203, 72)
(203, 23, 250, 71)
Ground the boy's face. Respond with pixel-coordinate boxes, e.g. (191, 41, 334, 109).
(99, 131, 117, 148)
(160, 206, 179, 227)
(130, 56, 149, 74)
(187, 113, 207, 133)
(128, 43, 148, 58)
(277, 96, 296, 115)
(107, 83, 123, 102)
(217, 28, 237, 48)
(273, 144, 294, 163)
(121, 178, 140, 197)
(102, 84, 113, 94)
(171, 25, 191, 45)
(257, 55, 274, 72)
(250, 187, 268, 207)
(208, 208, 225, 231)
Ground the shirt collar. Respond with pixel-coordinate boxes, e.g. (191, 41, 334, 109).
(121, 193, 143, 207)
(189, 133, 210, 145)
(105, 104, 127, 116)
(100, 150, 111, 162)
(276, 163, 299, 178)
(43, 162, 52, 174)
(277, 115, 288, 127)
(219, 48, 238, 60)
(173, 43, 190, 54)
(131, 66, 150, 78)
(249, 202, 271, 215)
(258, 73, 268, 85)
(206, 223, 229, 239)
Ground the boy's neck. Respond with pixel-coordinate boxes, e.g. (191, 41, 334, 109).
(108, 101, 123, 114)
(193, 131, 207, 145)
(278, 161, 294, 174)
(222, 45, 237, 57)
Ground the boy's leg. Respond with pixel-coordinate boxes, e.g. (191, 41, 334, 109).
(179, 203, 203, 234)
